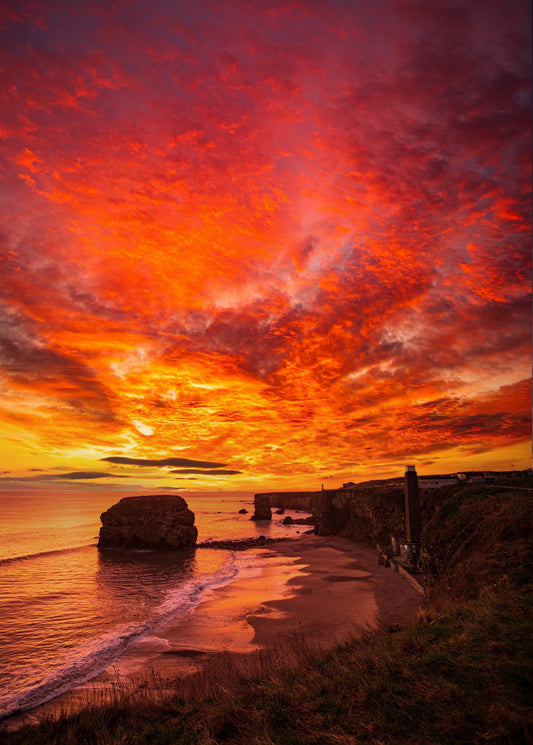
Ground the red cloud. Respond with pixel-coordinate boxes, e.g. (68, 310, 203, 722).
(0, 0, 530, 483)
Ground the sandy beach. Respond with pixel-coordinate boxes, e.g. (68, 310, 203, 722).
(81, 533, 422, 685)
(5, 534, 422, 729)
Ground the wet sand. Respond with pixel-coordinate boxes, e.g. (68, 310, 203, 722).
(4, 534, 422, 729)
(87, 533, 421, 681)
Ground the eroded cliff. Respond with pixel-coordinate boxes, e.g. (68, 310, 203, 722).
(254, 487, 405, 544)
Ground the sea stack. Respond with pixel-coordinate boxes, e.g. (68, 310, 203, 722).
(251, 493, 272, 521)
(98, 495, 198, 550)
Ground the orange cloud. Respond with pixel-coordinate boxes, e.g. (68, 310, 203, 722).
(0, 0, 530, 486)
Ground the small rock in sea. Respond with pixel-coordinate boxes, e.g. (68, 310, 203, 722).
(275, 508, 285, 515)
(281, 514, 314, 526)
(238, 508, 248, 514)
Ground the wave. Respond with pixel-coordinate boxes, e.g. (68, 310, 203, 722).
(0, 544, 95, 567)
(0, 551, 243, 720)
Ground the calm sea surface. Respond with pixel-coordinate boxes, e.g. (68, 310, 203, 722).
(0, 488, 308, 719)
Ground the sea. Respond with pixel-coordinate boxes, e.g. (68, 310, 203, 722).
(0, 488, 309, 720)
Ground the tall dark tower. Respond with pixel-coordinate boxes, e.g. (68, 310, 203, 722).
(404, 465, 421, 543)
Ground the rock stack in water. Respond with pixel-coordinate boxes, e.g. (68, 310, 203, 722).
(98, 495, 197, 550)
(251, 493, 272, 521)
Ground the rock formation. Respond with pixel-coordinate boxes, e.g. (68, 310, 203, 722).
(314, 487, 404, 543)
(282, 515, 315, 526)
(198, 536, 290, 550)
(256, 488, 406, 543)
(98, 495, 197, 550)
(251, 493, 272, 521)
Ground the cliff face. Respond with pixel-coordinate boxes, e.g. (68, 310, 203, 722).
(316, 487, 405, 543)
(258, 491, 324, 513)
(420, 483, 533, 602)
(255, 488, 405, 544)
(98, 495, 198, 550)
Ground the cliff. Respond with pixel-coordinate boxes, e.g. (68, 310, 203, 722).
(259, 479, 533, 602)
(420, 482, 533, 603)
(98, 495, 198, 550)
(316, 487, 405, 543)
(259, 491, 324, 512)
(255, 487, 405, 544)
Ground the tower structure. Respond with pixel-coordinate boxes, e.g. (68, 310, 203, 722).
(404, 465, 421, 543)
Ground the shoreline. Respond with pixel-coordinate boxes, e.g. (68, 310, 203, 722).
(2, 533, 422, 730)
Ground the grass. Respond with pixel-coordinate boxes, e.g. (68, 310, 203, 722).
(1, 484, 531, 745)
(2, 590, 530, 744)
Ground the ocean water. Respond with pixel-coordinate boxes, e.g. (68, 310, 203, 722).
(0, 488, 309, 719)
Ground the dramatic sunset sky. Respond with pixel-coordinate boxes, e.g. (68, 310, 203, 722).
(1, 0, 531, 492)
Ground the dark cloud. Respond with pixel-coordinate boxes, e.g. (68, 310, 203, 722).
(55, 471, 128, 480)
(170, 469, 242, 475)
(102, 456, 227, 468)
(0, 472, 127, 482)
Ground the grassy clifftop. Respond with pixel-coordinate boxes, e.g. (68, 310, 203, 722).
(2, 483, 532, 744)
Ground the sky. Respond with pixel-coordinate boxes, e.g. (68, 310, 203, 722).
(0, 0, 531, 493)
